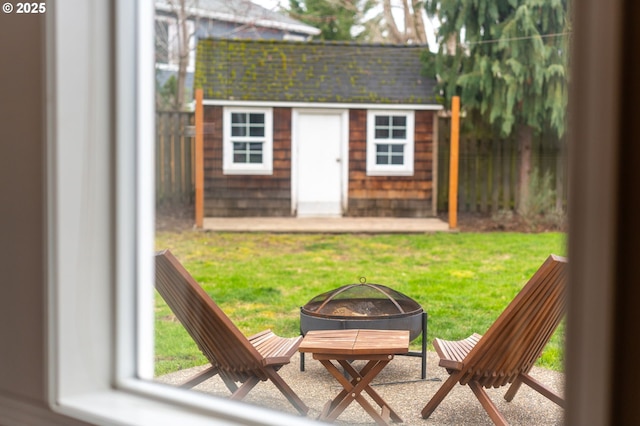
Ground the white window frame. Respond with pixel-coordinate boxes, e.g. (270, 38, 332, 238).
(154, 15, 196, 72)
(223, 106, 274, 175)
(366, 110, 415, 176)
(154, 15, 175, 66)
(47, 1, 313, 425)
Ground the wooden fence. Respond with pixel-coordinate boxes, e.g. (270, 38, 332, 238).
(436, 117, 568, 214)
(156, 111, 195, 204)
(154, 111, 568, 215)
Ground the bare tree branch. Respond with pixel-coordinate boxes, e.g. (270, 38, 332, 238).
(175, 0, 189, 110)
(379, 0, 428, 44)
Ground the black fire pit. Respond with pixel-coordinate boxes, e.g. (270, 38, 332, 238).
(299, 278, 427, 379)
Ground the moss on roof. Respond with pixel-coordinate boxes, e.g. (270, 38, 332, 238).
(194, 38, 439, 105)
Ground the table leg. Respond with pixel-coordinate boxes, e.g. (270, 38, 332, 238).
(327, 358, 380, 406)
(318, 358, 403, 425)
(339, 360, 404, 424)
(318, 360, 362, 419)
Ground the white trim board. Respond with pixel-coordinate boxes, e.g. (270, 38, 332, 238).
(203, 99, 443, 111)
(155, 4, 320, 36)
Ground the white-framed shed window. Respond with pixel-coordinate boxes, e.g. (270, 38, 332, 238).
(223, 107, 273, 175)
(366, 110, 415, 176)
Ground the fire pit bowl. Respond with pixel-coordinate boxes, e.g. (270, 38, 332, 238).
(300, 281, 424, 340)
(299, 279, 428, 378)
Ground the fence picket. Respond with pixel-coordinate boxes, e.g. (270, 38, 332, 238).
(491, 139, 500, 212)
(436, 117, 567, 214)
(156, 111, 195, 205)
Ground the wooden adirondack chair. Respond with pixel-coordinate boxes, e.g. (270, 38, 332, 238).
(421, 254, 567, 426)
(155, 249, 309, 415)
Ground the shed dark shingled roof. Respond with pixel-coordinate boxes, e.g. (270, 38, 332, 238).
(194, 38, 439, 105)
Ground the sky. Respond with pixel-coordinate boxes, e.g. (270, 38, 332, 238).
(250, 0, 439, 51)
(251, 0, 285, 9)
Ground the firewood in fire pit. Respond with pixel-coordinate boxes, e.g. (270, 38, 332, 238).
(331, 306, 367, 316)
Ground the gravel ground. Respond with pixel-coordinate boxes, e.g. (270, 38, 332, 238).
(155, 351, 564, 425)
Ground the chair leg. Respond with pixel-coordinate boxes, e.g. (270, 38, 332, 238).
(504, 375, 524, 402)
(230, 376, 260, 401)
(421, 373, 460, 419)
(264, 367, 310, 415)
(468, 381, 509, 426)
(504, 376, 522, 402)
(219, 372, 239, 394)
(180, 365, 219, 389)
(517, 373, 565, 407)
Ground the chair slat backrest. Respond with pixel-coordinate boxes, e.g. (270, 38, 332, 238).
(155, 250, 265, 379)
(460, 254, 567, 388)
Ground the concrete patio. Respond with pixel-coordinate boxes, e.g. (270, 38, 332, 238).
(202, 217, 451, 233)
(156, 351, 564, 425)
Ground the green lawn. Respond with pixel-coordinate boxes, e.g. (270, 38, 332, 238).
(154, 231, 567, 376)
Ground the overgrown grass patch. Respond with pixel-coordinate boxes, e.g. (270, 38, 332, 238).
(154, 231, 566, 376)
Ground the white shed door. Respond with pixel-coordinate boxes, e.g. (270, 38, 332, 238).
(295, 111, 346, 217)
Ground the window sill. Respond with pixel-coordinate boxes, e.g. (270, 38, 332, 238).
(154, 63, 195, 73)
(223, 169, 274, 175)
(366, 170, 415, 177)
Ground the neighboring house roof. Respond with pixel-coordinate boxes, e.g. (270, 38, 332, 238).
(194, 38, 439, 105)
(155, 0, 320, 37)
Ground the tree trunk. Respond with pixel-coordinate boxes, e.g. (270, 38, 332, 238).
(516, 124, 533, 213)
(412, 0, 428, 44)
(382, 0, 427, 44)
(445, 33, 457, 55)
(382, 0, 404, 43)
(174, 0, 190, 111)
(402, 0, 415, 41)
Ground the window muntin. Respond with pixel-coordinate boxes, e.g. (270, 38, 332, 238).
(374, 115, 407, 140)
(367, 110, 414, 176)
(231, 112, 266, 137)
(223, 108, 273, 174)
(233, 142, 263, 164)
(376, 144, 405, 165)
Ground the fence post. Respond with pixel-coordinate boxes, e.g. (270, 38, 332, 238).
(195, 89, 204, 228)
(449, 96, 460, 229)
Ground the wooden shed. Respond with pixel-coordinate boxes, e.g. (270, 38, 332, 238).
(194, 38, 442, 218)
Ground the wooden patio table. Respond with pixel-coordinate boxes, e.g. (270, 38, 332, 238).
(299, 329, 410, 426)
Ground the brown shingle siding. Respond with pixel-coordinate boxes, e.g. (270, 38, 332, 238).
(203, 106, 293, 217)
(346, 109, 435, 217)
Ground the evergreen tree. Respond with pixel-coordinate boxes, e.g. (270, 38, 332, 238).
(425, 0, 571, 212)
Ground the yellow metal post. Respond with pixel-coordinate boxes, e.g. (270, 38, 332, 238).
(449, 96, 460, 229)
